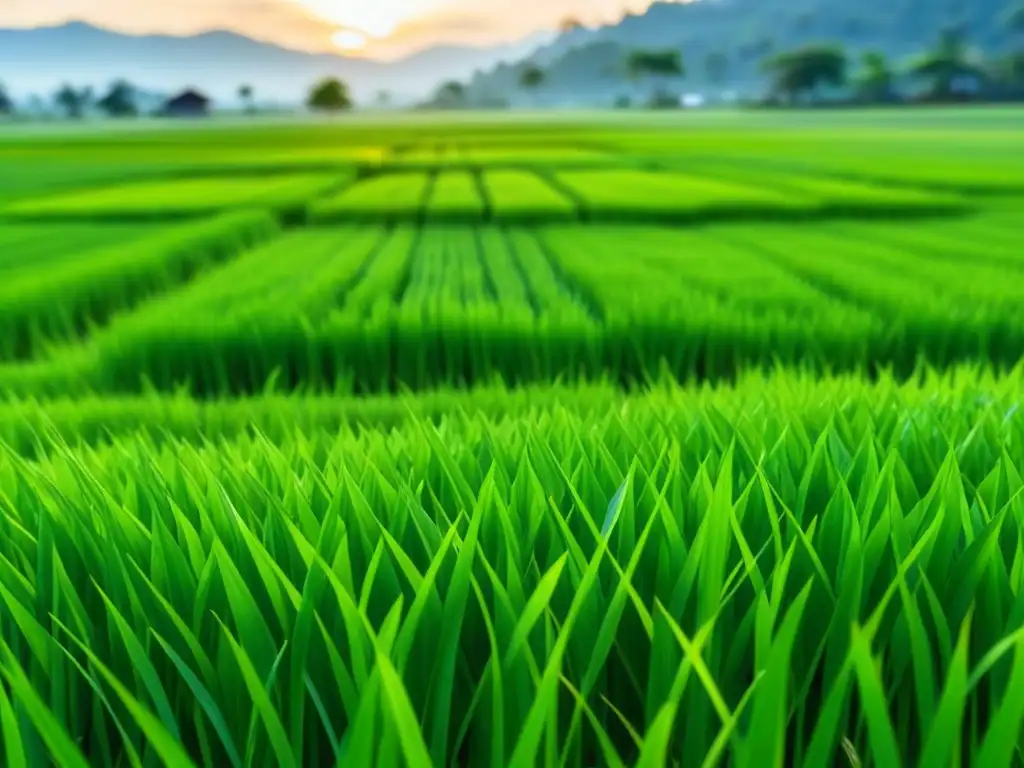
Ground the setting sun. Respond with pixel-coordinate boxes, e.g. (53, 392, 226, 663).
(293, 0, 434, 39)
(331, 29, 368, 51)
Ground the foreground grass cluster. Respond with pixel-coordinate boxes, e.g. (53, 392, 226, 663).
(3, 367, 1024, 767)
(0, 111, 1023, 766)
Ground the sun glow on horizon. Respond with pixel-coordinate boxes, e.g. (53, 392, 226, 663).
(294, 0, 433, 40)
(331, 29, 368, 51)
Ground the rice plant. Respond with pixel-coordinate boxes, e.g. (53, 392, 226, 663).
(0, 174, 349, 222)
(0, 210, 280, 361)
(2, 366, 1024, 765)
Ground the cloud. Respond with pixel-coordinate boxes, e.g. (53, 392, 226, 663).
(0, 0, 340, 51)
(386, 11, 496, 45)
(1, 0, 662, 56)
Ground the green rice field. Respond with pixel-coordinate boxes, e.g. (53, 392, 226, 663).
(0, 109, 1023, 766)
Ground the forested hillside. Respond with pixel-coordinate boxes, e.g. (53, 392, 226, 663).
(464, 0, 1022, 105)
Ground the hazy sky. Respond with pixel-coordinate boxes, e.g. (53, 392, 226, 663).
(0, 0, 661, 58)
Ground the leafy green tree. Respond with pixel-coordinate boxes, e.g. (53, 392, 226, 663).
(54, 84, 92, 118)
(433, 80, 467, 109)
(96, 80, 138, 118)
(1003, 2, 1024, 90)
(762, 45, 847, 104)
(854, 51, 895, 103)
(520, 65, 546, 90)
(907, 26, 987, 100)
(307, 78, 353, 112)
(238, 84, 255, 114)
(992, 52, 1024, 94)
(0, 83, 12, 116)
(1004, 3, 1024, 40)
(626, 49, 685, 107)
(519, 65, 546, 106)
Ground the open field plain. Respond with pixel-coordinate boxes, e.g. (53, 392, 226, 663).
(0, 110, 1023, 766)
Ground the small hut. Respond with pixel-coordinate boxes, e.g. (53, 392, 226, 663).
(160, 89, 211, 118)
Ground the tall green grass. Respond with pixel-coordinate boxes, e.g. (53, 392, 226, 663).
(484, 170, 579, 223)
(0, 210, 280, 361)
(2, 366, 1024, 765)
(0, 174, 350, 223)
(6, 215, 1024, 396)
(0, 224, 160, 278)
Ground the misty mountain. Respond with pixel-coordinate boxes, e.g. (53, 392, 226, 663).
(0, 22, 554, 105)
(467, 0, 1021, 105)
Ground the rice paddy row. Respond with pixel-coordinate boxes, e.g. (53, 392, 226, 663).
(0, 164, 976, 227)
(0, 208, 1022, 396)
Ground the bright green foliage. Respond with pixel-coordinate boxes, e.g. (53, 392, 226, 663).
(555, 169, 815, 221)
(460, 145, 611, 164)
(687, 163, 971, 215)
(0, 110, 1022, 768)
(2, 209, 1024, 395)
(0, 174, 348, 221)
(310, 173, 433, 222)
(392, 144, 612, 168)
(595, 122, 1024, 194)
(746, 152, 1024, 194)
(2, 367, 1024, 765)
(0, 223, 159, 278)
(0, 210, 280, 361)
(485, 170, 578, 221)
(75, 226, 597, 395)
(556, 167, 972, 222)
(123, 227, 384, 321)
(426, 172, 486, 220)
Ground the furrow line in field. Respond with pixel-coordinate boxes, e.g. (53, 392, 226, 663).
(472, 169, 494, 222)
(834, 222, 1024, 274)
(530, 167, 589, 221)
(514, 228, 605, 322)
(418, 170, 439, 223)
(500, 227, 543, 318)
(390, 226, 426, 308)
(471, 227, 500, 304)
(388, 225, 422, 308)
(714, 230, 906, 320)
(329, 225, 394, 312)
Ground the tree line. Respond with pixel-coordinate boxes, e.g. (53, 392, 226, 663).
(0, 77, 355, 119)
(3, 13, 1022, 118)
(761, 23, 1024, 105)
(428, 11, 1024, 109)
